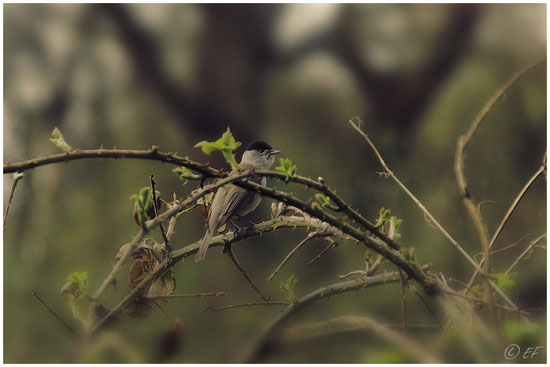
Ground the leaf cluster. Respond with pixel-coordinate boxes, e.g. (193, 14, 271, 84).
(194, 128, 242, 169)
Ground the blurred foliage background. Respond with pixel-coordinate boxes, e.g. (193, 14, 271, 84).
(3, 3, 546, 363)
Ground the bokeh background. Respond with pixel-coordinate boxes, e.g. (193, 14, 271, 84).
(3, 3, 546, 363)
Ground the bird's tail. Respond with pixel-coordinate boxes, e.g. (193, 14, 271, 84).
(195, 229, 213, 262)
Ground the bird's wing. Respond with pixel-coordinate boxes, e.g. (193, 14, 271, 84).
(207, 168, 264, 232)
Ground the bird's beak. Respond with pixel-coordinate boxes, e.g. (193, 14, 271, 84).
(269, 149, 281, 156)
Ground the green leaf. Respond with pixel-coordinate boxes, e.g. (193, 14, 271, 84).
(374, 207, 391, 227)
(466, 285, 483, 298)
(490, 273, 515, 289)
(194, 127, 242, 169)
(388, 216, 403, 240)
(275, 157, 297, 181)
(49, 127, 73, 152)
(61, 271, 88, 319)
(280, 275, 299, 303)
(314, 193, 332, 208)
(172, 166, 201, 183)
(365, 250, 375, 268)
(130, 187, 153, 227)
(403, 247, 416, 263)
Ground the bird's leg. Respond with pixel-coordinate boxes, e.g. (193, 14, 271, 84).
(242, 217, 257, 227)
(229, 218, 243, 231)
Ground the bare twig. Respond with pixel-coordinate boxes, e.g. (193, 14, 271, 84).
(350, 118, 519, 311)
(3, 172, 23, 232)
(467, 156, 546, 287)
(453, 58, 545, 319)
(153, 301, 175, 324)
(268, 231, 322, 281)
(399, 271, 408, 332)
(146, 290, 227, 301)
(349, 118, 482, 279)
(436, 287, 529, 316)
(454, 56, 544, 202)
(150, 175, 171, 251)
(197, 301, 289, 317)
(240, 272, 401, 362)
(225, 244, 269, 302)
(490, 234, 533, 256)
(504, 233, 546, 275)
(308, 238, 338, 265)
(413, 290, 442, 327)
(32, 290, 77, 336)
(367, 253, 384, 276)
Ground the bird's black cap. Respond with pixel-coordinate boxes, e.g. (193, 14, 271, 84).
(245, 140, 273, 152)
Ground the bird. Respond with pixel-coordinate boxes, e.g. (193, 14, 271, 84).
(195, 140, 281, 262)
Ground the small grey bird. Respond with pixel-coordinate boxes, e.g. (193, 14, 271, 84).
(195, 141, 281, 262)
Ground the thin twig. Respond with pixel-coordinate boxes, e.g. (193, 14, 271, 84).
(413, 289, 442, 327)
(146, 290, 227, 301)
(399, 271, 408, 332)
(349, 118, 482, 278)
(349, 117, 519, 311)
(32, 290, 77, 336)
(453, 58, 545, 317)
(268, 231, 321, 281)
(3, 172, 23, 232)
(225, 244, 269, 302)
(153, 301, 175, 324)
(197, 301, 289, 317)
(308, 238, 338, 265)
(467, 157, 546, 287)
(367, 253, 384, 276)
(504, 233, 546, 275)
(150, 175, 171, 251)
(436, 287, 529, 316)
(490, 234, 533, 256)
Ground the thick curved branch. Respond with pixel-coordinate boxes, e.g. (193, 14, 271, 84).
(4, 148, 399, 250)
(240, 272, 401, 362)
(3, 147, 220, 176)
